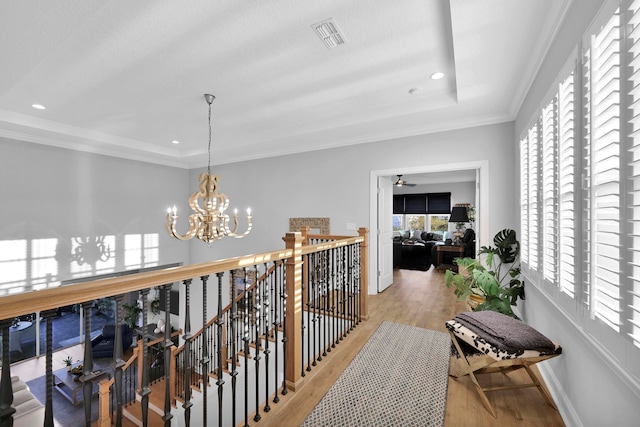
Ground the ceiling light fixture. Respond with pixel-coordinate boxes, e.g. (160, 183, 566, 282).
(166, 94, 252, 246)
(431, 72, 444, 80)
(32, 104, 46, 110)
(171, 140, 180, 145)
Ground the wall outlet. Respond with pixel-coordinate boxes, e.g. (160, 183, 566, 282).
(346, 222, 356, 230)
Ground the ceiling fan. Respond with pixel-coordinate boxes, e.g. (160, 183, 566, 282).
(394, 175, 416, 187)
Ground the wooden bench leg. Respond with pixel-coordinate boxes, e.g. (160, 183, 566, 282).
(523, 365, 557, 409)
(448, 331, 497, 417)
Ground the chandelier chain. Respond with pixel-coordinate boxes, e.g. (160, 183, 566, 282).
(207, 99, 212, 176)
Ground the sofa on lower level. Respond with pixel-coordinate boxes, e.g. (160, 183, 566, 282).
(91, 323, 133, 359)
(393, 231, 444, 270)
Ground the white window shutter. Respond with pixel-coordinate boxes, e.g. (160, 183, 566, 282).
(558, 71, 576, 298)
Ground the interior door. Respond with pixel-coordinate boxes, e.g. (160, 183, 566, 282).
(377, 175, 393, 292)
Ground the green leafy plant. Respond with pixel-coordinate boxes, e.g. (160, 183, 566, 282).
(444, 228, 525, 317)
(62, 355, 74, 367)
(123, 302, 142, 329)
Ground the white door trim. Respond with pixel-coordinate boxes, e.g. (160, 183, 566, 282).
(368, 160, 489, 295)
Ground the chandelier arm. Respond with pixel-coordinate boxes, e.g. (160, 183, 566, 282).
(166, 213, 201, 241)
(220, 212, 253, 238)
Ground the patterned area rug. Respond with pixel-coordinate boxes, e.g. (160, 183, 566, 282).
(302, 321, 451, 427)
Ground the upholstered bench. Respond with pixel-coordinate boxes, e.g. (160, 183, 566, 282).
(445, 311, 562, 417)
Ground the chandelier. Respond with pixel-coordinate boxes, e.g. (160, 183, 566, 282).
(166, 94, 252, 245)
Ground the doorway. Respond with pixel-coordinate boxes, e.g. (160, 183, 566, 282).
(369, 160, 489, 294)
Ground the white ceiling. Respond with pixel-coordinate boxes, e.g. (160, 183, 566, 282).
(0, 0, 570, 169)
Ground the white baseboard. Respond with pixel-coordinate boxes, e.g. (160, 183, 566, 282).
(537, 363, 583, 427)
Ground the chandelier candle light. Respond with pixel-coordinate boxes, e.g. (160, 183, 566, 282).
(166, 94, 252, 245)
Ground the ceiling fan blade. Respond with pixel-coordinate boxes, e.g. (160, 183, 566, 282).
(404, 183, 417, 187)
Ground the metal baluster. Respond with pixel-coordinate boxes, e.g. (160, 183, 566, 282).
(316, 252, 323, 362)
(272, 262, 280, 404)
(340, 247, 346, 340)
(263, 263, 271, 413)
(356, 243, 362, 324)
(243, 269, 251, 427)
(336, 250, 340, 348)
(305, 253, 312, 373)
(214, 273, 224, 427)
(302, 253, 308, 376)
(200, 276, 210, 427)
(41, 309, 56, 427)
(112, 295, 125, 427)
(347, 245, 356, 331)
(0, 319, 15, 426)
(347, 245, 356, 330)
(162, 283, 173, 427)
(312, 252, 318, 367)
(322, 252, 329, 357)
(231, 270, 239, 427)
(182, 279, 193, 427)
(139, 288, 151, 427)
(253, 268, 262, 423)
(81, 301, 94, 427)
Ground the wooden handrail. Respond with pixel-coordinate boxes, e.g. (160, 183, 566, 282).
(0, 248, 293, 320)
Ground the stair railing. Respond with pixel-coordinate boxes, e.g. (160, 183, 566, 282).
(0, 228, 368, 427)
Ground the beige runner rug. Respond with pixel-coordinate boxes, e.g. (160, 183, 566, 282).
(302, 321, 450, 427)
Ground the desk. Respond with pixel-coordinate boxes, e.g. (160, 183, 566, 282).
(436, 245, 465, 271)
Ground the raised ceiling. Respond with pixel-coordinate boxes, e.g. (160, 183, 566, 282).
(0, 0, 570, 169)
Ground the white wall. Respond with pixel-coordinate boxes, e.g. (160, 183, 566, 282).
(0, 137, 190, 288)
(514, 0, 640, 425)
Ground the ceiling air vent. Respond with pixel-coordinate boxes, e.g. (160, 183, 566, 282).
(312, 18, 346, 49)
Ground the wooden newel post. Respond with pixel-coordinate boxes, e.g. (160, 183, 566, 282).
(300, 226, 311, 245)
(283, 231, 304, 391)
(358, 227, 369, 320)
(97, 380, 111, 427)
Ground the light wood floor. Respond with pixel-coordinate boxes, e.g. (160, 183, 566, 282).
(258, 268, 566, 427)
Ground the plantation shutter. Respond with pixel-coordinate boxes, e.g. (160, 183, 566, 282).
(520, 135, 530, 267)
(585, 9, 622, 331)
(626, 0, 640, 347)
(542, 99, 558, 285)
(558, 71, 577, 298)
(528, 124, 540, 272)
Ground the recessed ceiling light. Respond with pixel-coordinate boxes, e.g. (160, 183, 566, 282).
(171, 140, 180, 145)
(32, 104, 46, 110)
(408, 87, 423, 95)
(431, 72, 444, 80)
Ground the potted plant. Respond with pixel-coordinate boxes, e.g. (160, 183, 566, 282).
(444, 228, 524, 317)
(62, 355, 74, 371)
(123, 302, 142, 329)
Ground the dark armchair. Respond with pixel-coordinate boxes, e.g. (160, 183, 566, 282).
(461, 228, 476, 257)
(91, 324, 133, 359)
